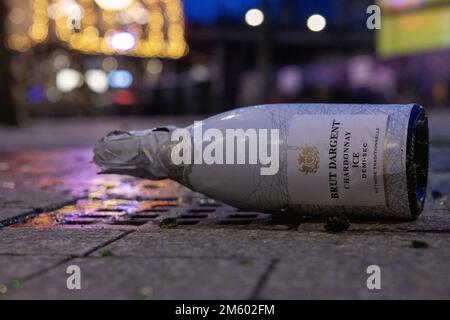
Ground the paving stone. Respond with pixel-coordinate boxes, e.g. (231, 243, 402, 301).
(259, 243, 450, 299)
(0, 255, 69, 297)
(297, 210, 450, 233)
(92, 227, 450, 259)
(0, 228, 126, 256)
(0, 188, 75, 223)
(3, 257, 270, 299)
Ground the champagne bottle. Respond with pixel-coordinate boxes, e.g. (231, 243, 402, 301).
(94, 103, 428, 220)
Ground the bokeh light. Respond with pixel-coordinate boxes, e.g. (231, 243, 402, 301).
(85, 70, 109, 93)
(53, 54, 70, 69)
(307, 14, 326, 32)
(108, 70, 133, 89)
(146, 58, 163, 75)
(115, 89, 136, 106)
(245, 8, 264, 27)
(102, 57, 119, 71)
(46, 87, 63, 102)
(56, 68, 84, 92)
(95, 0, 133, 11)
(27, 86, 46, 104)
(8, 7, 25, 24)
(109, 31, 137, 52)
(190, 64, 210, 82)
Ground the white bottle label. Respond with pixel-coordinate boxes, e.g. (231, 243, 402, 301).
(287, 114, 388, 207)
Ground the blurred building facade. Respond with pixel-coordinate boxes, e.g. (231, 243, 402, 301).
(1, 0, 449, 122)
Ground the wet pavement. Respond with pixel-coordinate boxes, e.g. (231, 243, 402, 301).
(1, 113, 450, 299)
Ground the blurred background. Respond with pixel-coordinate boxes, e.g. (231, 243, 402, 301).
(0, 0, 449, 124)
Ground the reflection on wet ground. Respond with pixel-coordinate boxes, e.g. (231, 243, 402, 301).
(1, 149, 273, 230)
(12, 198, 179, 229)
(10, 193, 274, 230)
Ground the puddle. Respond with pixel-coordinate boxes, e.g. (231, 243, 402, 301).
(2, 149, 268, 230)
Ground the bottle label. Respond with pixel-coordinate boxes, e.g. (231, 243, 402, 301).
(287, 114, 388, 207)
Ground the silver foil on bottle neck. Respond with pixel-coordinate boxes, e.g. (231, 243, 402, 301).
(93, 127, 177, 180)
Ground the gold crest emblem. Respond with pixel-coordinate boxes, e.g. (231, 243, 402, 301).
(297, 145, 320, 174)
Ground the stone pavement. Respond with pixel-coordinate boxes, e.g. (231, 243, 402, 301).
(0, 112, 449, 299)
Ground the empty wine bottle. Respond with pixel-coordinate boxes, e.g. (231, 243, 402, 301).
(94, 103, 428, 220)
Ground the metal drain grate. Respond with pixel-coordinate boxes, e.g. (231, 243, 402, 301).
(10, 195, 278, 229)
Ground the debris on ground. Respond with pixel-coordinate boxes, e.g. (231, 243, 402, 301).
(159, 217, 178, 229)
(269, 213, 305, 225)
(139, 286, 153, 299)
(324, 215, 351, 233)
(10, 277, 22, 289)
(431, 190, 443, 199)
(0, 284, 8, 294)
(101, 250, 114, 257)
(410, 240, 429, 249)
(239, 259, 252, 267)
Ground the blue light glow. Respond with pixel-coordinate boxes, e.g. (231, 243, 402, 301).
(108, 70, 134, 89)
(27, 86, 46, 104)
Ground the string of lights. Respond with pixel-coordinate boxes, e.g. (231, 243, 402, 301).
(7, 0, 188, 59)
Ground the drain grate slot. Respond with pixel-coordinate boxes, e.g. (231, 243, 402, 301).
(132, 214, 159, 219)
(110, 219, 148, 226)
(74, 214, 113, 219)
(78, 212, 120, 219)
(177, 220, 200, 225)
(179, 214, 208, 219)
(138, 209, 169, 213)
(97, 208, 127, 213)
(188, 208, 216, 213)
(219, 220, 252, 225)
(63, 219, 99, 225)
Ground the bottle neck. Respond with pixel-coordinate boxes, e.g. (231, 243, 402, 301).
(93, 128, 176, 180)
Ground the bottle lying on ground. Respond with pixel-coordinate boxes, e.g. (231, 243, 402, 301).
(94, 103, 429, 220)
